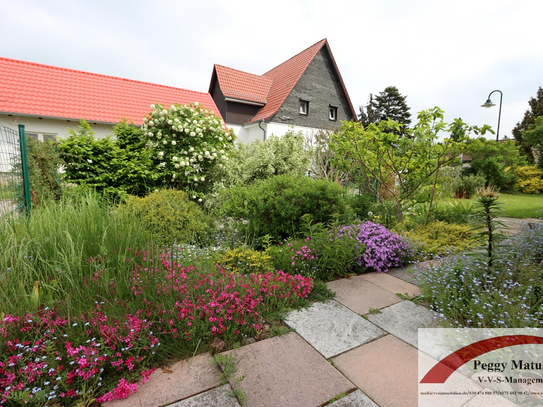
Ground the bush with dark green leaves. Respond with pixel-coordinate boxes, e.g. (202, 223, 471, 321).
(219, 175, 347, 241)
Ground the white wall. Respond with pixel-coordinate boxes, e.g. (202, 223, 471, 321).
(0, 114, 115, 140)
(232, 122, 321, 144)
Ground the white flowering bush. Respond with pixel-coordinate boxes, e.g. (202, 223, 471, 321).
(141, 102, 235, 198)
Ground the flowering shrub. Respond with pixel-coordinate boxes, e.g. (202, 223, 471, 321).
(0, 248, 312, 406)
(141, 102, 235, 199)
(216, 247, 274, 275)
(336, 222, 412, 272)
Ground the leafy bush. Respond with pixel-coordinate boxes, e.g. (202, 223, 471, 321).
(345, 193, 375, 221)
(266, 231, 360, 281)
(216, 246, 274, 275)
(25, 136, 62, 206)
(58, 120, 158, 199)
(141, 102, 235, 199)
(336, 222, 412, 272)
(210, 130, 310, 192)
(218, 174, 347, 241)
(451, 174, 486, 199)
(120, 189, 214, 244)
(399, 221, 479, 260)
(514, 165, 543, 194)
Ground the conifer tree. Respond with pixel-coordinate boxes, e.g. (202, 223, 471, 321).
(512, 87, 543, 163)
(359, 86, 411, 136)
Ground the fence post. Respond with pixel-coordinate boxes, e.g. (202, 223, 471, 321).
(18, 124, 31, 215)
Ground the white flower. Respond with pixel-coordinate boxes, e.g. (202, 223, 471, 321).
(150, 104, 156, 109)
(198, 155, 203, 161)
(148, 132, 153, 137)
(163, 140, 167, 145)
(172, 174, 177, 179)
(172, 156, 178, 161)
(190, 132, 196, 137)
(171, 140, 176, 145)
(219, 137, 223, 141)
(171, 105, 177, 112)
(204, 151, 210, 156)
(175, 164, 180, 169)
(220, 150, 224, 154)
(201, 177, 205, 182)
(198, 198, 202, 202)
(199, 133, 203, 137)
(189, 147, 194, 152)
(194, 176, 198, 182)
(158, 151, 164, 157)
(149, 121, 155, 126)
(192, 195, 196, 199)
(194, 102, 199, 106)
(213, 152, 217, 157)
(180, 161, 185, 167)
(162, 109, 168, 115)
(159, 116, 165, 122)
(193, 120, 197, 125)
(168, 120, 173, 125)
(174, 118, 180, 123)
(185, 129, 189, 133)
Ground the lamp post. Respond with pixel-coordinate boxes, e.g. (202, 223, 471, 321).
(481, 90, 503, 141)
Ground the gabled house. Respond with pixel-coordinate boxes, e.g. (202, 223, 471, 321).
(209, 39, 357, 143)
(0, 57, 221, 140)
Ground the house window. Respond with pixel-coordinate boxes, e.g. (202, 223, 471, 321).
(26, 132, 57, 142)
(329, 105, 338, 121)
(300, 100, 309, 115)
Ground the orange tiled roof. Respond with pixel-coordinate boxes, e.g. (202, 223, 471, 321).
(247, 39, 357, 124)
(0, 57, 221, 126)
(213, 64, 273, 104)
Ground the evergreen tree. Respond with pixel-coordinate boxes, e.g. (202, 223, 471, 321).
(359, 86, 411, 136)
(512, 87, 543, 163)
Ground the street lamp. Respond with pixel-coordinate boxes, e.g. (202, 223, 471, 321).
(481, 90, 503, 141)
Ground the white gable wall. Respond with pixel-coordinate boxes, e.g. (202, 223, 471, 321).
(232, 122, 322, 144)
(0, 114, 115, 140)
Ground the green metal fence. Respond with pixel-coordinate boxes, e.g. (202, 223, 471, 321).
(0, 124, 31, 218)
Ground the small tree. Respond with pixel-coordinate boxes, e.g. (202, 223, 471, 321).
(523, 116, 543, 170)
(141, 102, 235, 200)
(304, 129, 348, 184)
(331, 107, 490, 222)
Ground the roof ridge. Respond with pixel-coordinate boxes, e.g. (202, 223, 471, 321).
(262, 38, 326, 76)
(0, 56, 209, 96)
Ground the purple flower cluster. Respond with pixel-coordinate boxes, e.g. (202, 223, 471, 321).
(337, 222, 412, 272)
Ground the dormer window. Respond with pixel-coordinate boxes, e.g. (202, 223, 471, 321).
(329, 105, 338, 121)
(300, 99, 309, 115)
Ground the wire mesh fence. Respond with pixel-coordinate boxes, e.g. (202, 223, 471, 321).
(0, 124, 30, 218)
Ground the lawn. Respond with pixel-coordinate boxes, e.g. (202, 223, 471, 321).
(441, 192, 543, 218)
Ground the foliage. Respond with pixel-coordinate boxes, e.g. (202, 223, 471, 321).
(218, 174, 348, 242)
(266, 223, 360, 281)
(512, 87, 543, 162)
(58, 119, 158, 199)
(216, 246, 274, 275)
(514, 165, 543, 194)
(522, 115, 543, 170)
(331, 107, 490, 222)
(463, 138, 527, 191)
(451, 174, 486, 199)
(399, 221, 478, 260)
(358, 86, 412, 136)
(209, 130, 310, 194)
(336, 222, 412, 272)
(24, 136, 62, 206)
(140, 102, 235, 200)
(0, 194, 315, 405)
(119, 189, 214, 245)
(345, 193, 376, 222)
(304, 129, 348, 183)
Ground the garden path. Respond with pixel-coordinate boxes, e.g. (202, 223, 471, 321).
(104, 262, 514, 407)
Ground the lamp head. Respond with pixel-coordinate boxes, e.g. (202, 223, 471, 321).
(481, 98, 495, 108)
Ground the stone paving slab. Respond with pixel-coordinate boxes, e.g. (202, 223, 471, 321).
(168, 384, 241, 407)
(103, 353, 222, 407)
(328, 389, 379, 407)
(327, 276, 402, 314)
(332, 334, 419, 407)
(285, 300, 386, 358)
(366, 300, 440, 349)
(386, 266, 417, 283)
(358, 272, 421, 297)
(222, 332, 355, 407)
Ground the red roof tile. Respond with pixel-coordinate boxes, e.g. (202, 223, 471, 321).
(212, 64, 273, 104)
(0, 57, 221, 126)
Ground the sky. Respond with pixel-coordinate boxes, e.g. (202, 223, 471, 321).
(1, 0, 542, 140)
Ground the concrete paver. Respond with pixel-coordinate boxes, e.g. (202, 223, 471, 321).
(332, 334, 419, 407)
(327, 275, 401, 314)
(168, 384, 241, 407)
(358, 272, 421, 297)
(328, 389, 379, 407)
(285, 300, 386, 358)
(367, 300, 440, 349)
(103, 353, 222, 407)
(221, 332, 355, 407)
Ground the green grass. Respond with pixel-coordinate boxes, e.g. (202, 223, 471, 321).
(441, 193, 543, 218)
